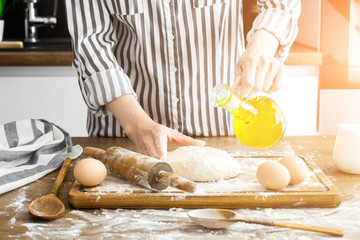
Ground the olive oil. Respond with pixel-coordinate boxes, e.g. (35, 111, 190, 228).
(210, 84, 286, 148)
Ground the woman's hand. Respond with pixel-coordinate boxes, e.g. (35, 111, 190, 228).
(126, 120, 205, 161)
(106, 94, 205, 160)
(233, 30, 284, 99)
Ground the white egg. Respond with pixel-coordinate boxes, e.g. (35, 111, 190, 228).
(256, 160, 290, 190)
(279, 155, 308, 185)
(74, 158, 107, 187)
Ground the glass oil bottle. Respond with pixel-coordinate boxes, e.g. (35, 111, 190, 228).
(210, 83, 286, 148)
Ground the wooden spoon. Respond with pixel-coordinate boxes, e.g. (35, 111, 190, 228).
(28, 157, 72, 220)
(188, 209, 344, 237)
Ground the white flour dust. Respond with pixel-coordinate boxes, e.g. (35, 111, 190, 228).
(8, 186, 29, 212)
(230, 141, 296, 157)
(12, 199, 360, 240)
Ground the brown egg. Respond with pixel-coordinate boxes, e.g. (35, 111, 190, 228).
(73, 158, 107, 187)
(279, 155, 308, 185)
(256, 160, 290, 190)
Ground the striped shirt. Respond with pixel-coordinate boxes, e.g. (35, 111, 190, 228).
(65, 0, 301, 137)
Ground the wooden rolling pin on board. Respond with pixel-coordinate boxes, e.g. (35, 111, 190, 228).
(84, 146, 197, 193)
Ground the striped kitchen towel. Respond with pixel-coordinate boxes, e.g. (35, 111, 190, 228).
(0, 119, 82, 195)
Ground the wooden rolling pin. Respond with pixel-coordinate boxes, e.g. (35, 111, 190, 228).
(84, 146, 197, 193)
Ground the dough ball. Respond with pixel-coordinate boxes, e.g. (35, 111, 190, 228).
(166, 146, 241, 182)
(256, 160, 290, 190)
(74, 158, 107, 187)
(279, 155, 308, 185)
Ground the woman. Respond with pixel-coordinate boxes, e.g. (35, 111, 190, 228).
(65, 0, 301, 160)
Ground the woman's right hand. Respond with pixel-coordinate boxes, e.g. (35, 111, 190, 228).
(106, 94, 205, 160)
(126, 120, 205, 161)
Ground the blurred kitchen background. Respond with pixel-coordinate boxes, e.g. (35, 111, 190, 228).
(3, 0, 69, 40)
(0, 0, 359, 137)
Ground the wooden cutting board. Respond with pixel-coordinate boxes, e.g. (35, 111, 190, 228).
(68, 155, 342, 209)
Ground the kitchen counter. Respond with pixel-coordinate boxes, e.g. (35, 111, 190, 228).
(0, 136, 359, 239)
(0, 39, 73, 66)
(0, 42, 322, 66)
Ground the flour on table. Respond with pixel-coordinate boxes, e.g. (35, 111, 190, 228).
(166, 146, 241, 182)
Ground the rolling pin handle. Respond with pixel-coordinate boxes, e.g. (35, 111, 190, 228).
(156, 171, 197, 193)
(84, 147, 105, 161)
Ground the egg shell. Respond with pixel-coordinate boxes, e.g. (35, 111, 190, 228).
(74, 158, 107, 187)
(279, 155, 308, 185)
(256, 160, 290, 190)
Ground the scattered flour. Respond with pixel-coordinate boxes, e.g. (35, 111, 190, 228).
(8, 186, 28, 212)
(11, 202, 360, 239)
(10, 217, 16, 227)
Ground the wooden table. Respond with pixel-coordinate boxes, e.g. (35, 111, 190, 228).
(1, 136, 359, 239)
